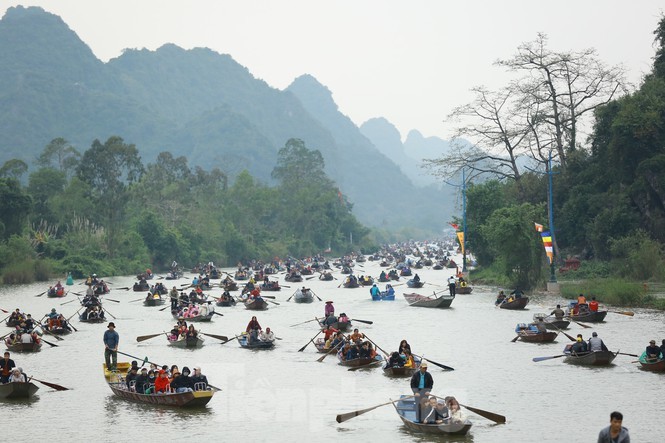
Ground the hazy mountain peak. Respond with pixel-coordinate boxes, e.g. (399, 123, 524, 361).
(287, 74, 337, 112)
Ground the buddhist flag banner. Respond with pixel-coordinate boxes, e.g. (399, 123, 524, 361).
(456, 231, 465, 254)
(449, 222, 460, 230)
(534, 222, 544, 232)
(541, 231, 553, 263)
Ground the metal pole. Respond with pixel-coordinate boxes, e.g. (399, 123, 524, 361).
(548, 151, 556, 283)
(462, 169, 467, 273)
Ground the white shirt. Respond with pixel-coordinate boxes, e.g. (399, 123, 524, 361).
(259, 331, 275, 342)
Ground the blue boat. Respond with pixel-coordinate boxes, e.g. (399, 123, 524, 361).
(371, 284, 395, 301)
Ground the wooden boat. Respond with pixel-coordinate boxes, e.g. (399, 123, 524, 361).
(392, 396, 473, 435)
(5, 318, 23, 328)
(337, 353, 383, 368)
(359, 277, 374, 286)
(499, 297, 529, 310)
(455, 283, 473, 294)
(383, 366, 417, 377)
(5, 341, 42, 352)
(569, 310, 608, 323)
(105, 380, 214, 407)
(209, 268, 221, 279)
(0, 381, 39, 399)
(542, 318, 570, 330)
(79, 307, 106, 323)
(103, 362, 131, 381)
(223, 281, 239, 291)
(293, 288, 314, 303)
(563, 348, 619, 366)
(172, 311, 215, 322)
(47, 287, 66, 298)
(143, 294, 165, 306)
(244, 298, 268, 311)
(234, 270, 248, 280)
(637, 352, 665, 372)
(406, 279, 424, 288)
(343, 278, 359, 288)
(318, 319, 353, 332)
(516, 330, 558, 343)
(260, 281, 281, 291)
(133, 282, 150, 292)
(215, 296, 236, 307)
(284, 272, 303, 282)
(404, 292, 455, 309)
(168, 335, 205, 348)
(238, 334, 275, 349)
(164, 271, 183, 280)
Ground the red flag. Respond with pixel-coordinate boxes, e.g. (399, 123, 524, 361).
(449, 222, 459, 230)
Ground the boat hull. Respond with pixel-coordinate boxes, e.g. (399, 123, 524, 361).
(0, 381, 39, 399)
(244, 299, 268, 310)
(107, 382, 214, 407)
(6, 341, 42, 352)
(569, 310, 608, 323)
(499, 297, 529, 310)
(403, 293, 454, 309)
(517, 331, 558, 343)
(564, 350, 618, 366)
(238, 335, 275, 349)
(638, 352, 665, 372)
(393, 396, 472, 435)
(168, 336, 205, 348)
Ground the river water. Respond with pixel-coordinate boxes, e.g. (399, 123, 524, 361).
(1, 259, 663, 442)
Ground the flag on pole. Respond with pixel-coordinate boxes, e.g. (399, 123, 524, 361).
(534, 222, 544, 232)
(456, 231, 465, 254)
(449, 222, 459, 230)
(540, 231, 553, 263)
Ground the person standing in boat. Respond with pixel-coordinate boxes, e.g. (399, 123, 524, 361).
(588, 332, 608, 351)
(324, 301, 335, 318)
(369, 284, 381, 298)
(103, 322, 119, 371)
(410, 361, 433, 423)
(597, 411, 630, 443)
(447, 276, 456, 296)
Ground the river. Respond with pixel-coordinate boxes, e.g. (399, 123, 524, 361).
(1, 259, 663, 442)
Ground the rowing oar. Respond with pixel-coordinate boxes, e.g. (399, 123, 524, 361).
(363, 335, 390, 358)
(290, 317, 319, 327)
(618, 352, 639, 358)
(412, 353, 454, 371)
(311, 290, 323, 302)
(212, 311, 224, 317)
(35, 291, 47, 297)
(66, 307, 83, 323)
(351, 318, 373, 325)
(298, 330, 322, 352)
(36, 323, 64, 340)
(336, 396, 414, 423)
(281, 285, 291, 288)
(317, 340, 344, 362)
(286, 291, 296, 302)
(32, 378, 69, 391)
(201, 332, 228, 342)
(60, 298, 79, 306)
(460, 403, 506, 424)
(260, 295, 277, 299)
(136, 333, 163, 342)
(532, 354, 567, 362)
(39, 337, 59, 347)
(566, 318, 592, 329)
(129, 298, 144, 303)
(103, 298, 121, 303)
(347, 359, 382, 371)
(609, 310, 635, 316)
(221, 336, 239, 345)
(115, 287, 131, 291)
(305, 276, 317, 280)
(0, 307, 9, 313)
(102, 307, 116, 319)
(549, 324, 576, 342)
(265, 299, 280, 306)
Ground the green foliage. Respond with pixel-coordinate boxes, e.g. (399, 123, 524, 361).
(608, 230, 665, 280)
(560, 278, 645, 306)
(0, 178, 32, 240)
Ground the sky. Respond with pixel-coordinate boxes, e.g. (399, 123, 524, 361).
(3, 1, 664, 141)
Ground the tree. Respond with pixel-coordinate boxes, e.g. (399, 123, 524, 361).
(0, 178, 32, 240)
(0, 159, 28, 180)
(272, 138, 329, 189)
(77, 136, 144, 257)
(37, 138, 81, 175)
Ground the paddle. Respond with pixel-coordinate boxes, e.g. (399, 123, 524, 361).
(32, 377, 70, 391)
(35, 291, 47, 297)
(60, 298, 78, 306)
(36, 323, 64, 341)
(566, 318, 592, 329)
(40, 337, 59, 347)
(347, 360, 381, 371)
(311, 290, 323, 302)
(221, 336, 239, 345)
(265, 299, 280, 306)
(549, 324, 575, 342)
(66, 307, 83, 323)
(460, 403, 506, 424)
(212, 311, 224, 317)
(260, 295, 277, 299)
(306, 276, 317, 280)
(201, 332, 228, 342)
(290, 317, 319, 327)
(286, 291, 296, 302)
(298, 330, 322, 352)
(0, 308, 9, 313)
(618, 352, 639, 358)
(412, 353, 455, 371)
(532, 354, 567, 362)
(115, 287, 131, 291)
(281, 285, 291, 288)
(336, 396, 414, 423)
(363, 335, 390, 358)
(136, 333, 163, 342)
(102, 307, 116, 320)
(129, 298, 144, 303)
(609, 310, 635, 316)
(317, 340, 344, 362)
(351, 318, 373, 325)
(103, 298, 121, 303)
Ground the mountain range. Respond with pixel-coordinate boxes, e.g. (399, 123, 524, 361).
(0, 5, 458, 232)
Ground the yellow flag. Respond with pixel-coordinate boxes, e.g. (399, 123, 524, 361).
(456, 231, 465, 254)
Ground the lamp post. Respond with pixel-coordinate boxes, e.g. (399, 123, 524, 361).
(462, 169, 467, 273)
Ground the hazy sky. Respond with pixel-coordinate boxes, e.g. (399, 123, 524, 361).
(3, 1, 663, 141)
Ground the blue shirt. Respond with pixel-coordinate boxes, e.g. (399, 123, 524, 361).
(103, 329, 119, 349)
(418, 373, 425, 389)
